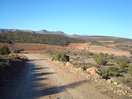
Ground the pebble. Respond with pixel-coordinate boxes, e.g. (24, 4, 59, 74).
(113, 82, 118, 85)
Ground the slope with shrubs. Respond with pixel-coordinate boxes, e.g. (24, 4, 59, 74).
(62, 50, 132, 88)
(0, 31, 84, 46)
(0, 46, 27, 85)
(51, 51, 70, 62)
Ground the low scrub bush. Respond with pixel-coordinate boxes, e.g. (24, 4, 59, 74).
(73, 53, 77, 56)
(86, 52, 94, 58)
(115, 58, 128, 71)
(107, 55, 114, 59)
(52, 51, 69, 62)
(0, 46, 10, 55)
(100, 67, 120, 79)
(94, 53, 108, 65)
(14, 50, 21, 53)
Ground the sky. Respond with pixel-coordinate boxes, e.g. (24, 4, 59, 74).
(0, 0, 132, 39)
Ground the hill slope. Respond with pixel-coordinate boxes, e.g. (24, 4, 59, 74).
(0, 31, 83, 46)
(79, 36, 132, 43)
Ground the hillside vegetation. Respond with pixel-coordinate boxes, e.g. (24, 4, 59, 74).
(79, 36, 132, 43)
(0, 46, 27, 85)
(0, 31, 84, 46)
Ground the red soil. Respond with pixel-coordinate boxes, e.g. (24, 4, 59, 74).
(67, 43, 90, 50)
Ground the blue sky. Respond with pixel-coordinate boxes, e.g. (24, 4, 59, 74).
(0, 0, 132, 39)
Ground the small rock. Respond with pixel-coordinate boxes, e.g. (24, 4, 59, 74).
(55, 98, 60, 99)
(107, 79, 113, 83)
(95, 80, 98, 82)
(113, 82, 118, 85)
(117, 84, 123, 87)
(114, 90, 116, 94)
(128, 94, 132, 97)
(118, 90, 126, 95)
(78, 67, 84, 71)
(122, 92, 126, 95)
(86, 67, 99, 75)
(65, 62, 73, 67)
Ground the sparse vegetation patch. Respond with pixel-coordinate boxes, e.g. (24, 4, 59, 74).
(0, 47, 27, 85)
(52, 51, 70, 62)
(94, 53, 108, 65)
(0, 46, 10, 55)
(99, 67, 120, 79)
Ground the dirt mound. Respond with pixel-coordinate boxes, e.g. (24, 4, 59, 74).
(67, 43, 90, 50)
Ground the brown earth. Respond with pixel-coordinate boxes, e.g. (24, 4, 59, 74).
(87, 45, 131, 57)
(0, 43, 131, 57)
(67, 43, 91, 50)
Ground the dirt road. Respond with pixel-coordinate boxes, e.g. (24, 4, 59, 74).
(0, 54, 113, 99)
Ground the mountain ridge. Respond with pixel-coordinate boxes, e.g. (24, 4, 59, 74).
(0, 28, 132, 41)
(0, 28, 66, 35)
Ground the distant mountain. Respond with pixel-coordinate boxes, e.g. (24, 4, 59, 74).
(36, 30, 65, 35)
(0, 28, 66, 35)
(0, 28, 131, 43)
(0, 29, 18, 33)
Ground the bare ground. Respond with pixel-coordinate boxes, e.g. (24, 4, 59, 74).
(0, 54, 114, 99)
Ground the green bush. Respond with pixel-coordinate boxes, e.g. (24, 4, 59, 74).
(94, 53, 108, 65)
(115, 58, 128, 70)
(14, 50, 20, 53)
(86, 52, 93, 58)
(52, 51, 69, 62)
(100, 67, 120, 79)
(0, 46, 10, 55)
(107, 55, 114, 59)
(74, 53, 77, 56)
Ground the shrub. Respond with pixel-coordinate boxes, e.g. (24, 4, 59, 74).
(100, 67, 120, 79)
(86, 52, 93, 58)
(74, 53, 77, 56)
(94, 53, 108, 65)
(14, 50, 20, 53)
(115, 58, 128, 70)
(0, 46, 10, 55)
(52, 51, 69, 62)
(107, 55, 114, 59)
